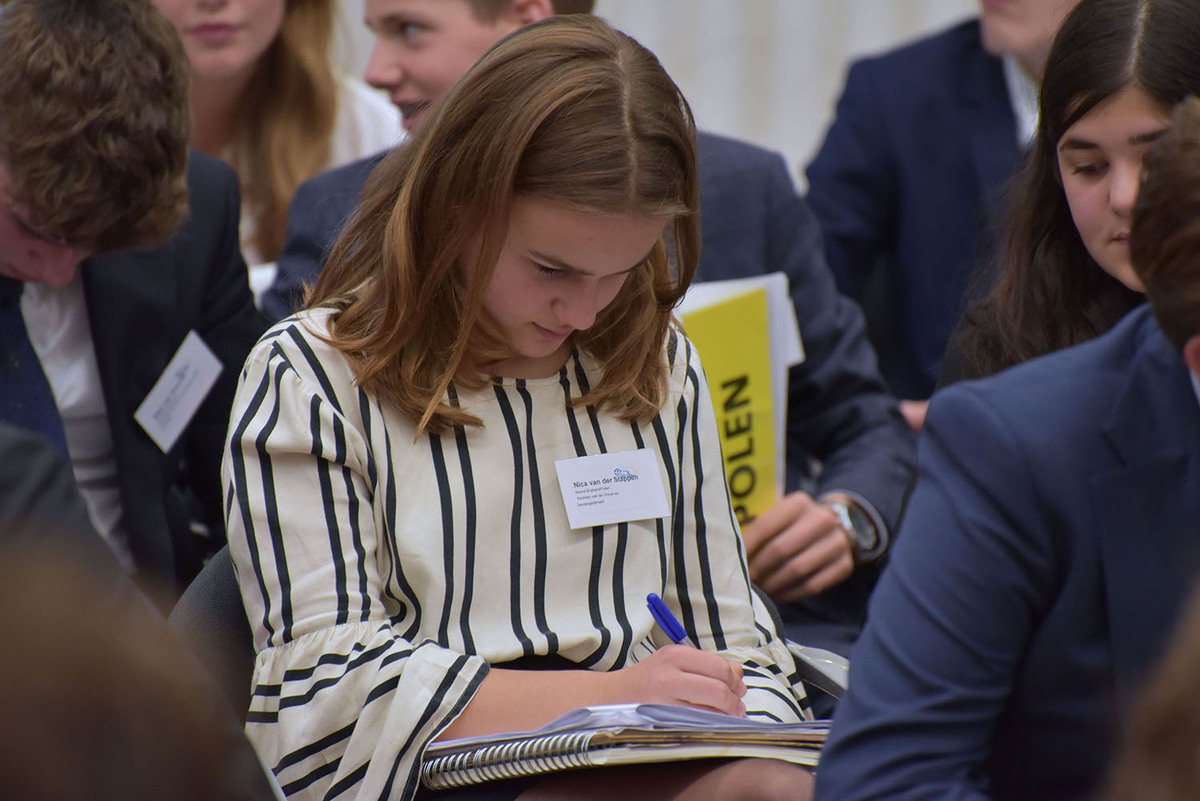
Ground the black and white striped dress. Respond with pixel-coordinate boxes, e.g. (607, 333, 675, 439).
(223, 309, 809, 801)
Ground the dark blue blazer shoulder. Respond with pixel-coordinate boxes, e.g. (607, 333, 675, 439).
(815, 306, 1200, 801)
(261, 153, 383, 322)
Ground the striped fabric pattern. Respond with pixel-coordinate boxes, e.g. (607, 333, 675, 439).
(224, 309, 809, 801)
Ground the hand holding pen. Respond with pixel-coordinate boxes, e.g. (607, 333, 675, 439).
(631, 593, 747, 716)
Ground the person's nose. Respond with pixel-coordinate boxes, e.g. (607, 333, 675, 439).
(197, 0, 227, 11)
(1109, 160, 1141, 217)
(553, 283, 604, 332)
(364, 40, 402, 93)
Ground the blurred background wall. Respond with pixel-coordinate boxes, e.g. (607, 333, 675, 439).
(334, 0, 978, 188)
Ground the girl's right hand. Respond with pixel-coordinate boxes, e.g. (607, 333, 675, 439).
(612, 644, 747, 716)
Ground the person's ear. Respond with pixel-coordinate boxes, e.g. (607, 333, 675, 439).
(1184, 334, 1200, 379)
(506, 0, 556, 26)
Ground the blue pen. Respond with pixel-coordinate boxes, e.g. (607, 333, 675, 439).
(647, 592, 693, 646)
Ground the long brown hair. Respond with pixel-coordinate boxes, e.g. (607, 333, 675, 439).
(309, 15, 700, 435)
(230, 0, 337, 263)
(956, 0, 1200, 378)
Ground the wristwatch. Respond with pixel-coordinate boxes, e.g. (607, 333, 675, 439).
(821, 497, 887, 565)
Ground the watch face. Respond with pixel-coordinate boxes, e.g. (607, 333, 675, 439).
(828, 503, 855, 537)
(846, 505, 878, 551)
(826, 500, 882, 563)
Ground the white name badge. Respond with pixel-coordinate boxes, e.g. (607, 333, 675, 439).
(554, 448, 670, 529)
(134, 330, 223, 453)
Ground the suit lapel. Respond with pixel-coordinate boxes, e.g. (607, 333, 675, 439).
(960, 45, 1021, 218)
(1091, 321, 1200, 715)
(83, 245, 183, 424)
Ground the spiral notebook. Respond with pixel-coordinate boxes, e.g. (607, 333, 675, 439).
(420, 703, 828, 790)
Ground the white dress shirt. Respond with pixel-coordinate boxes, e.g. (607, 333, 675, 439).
(1003, 54, 1039, 148)
(22, 276, 133, 570)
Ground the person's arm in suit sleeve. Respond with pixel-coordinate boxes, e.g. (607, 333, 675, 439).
(742, 151, 916, 603)
(182, 158, 268, 538)
(813, 385, 1061, 801)
(770, 162, 915, 526)
(805, 59, 897, 303)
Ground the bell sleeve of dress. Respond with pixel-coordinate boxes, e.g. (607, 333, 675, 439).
(222, 322, 489, 801)
(659, 331, 811, 722)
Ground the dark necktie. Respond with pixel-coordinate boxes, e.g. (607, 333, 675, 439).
(0, 275, 68, 455)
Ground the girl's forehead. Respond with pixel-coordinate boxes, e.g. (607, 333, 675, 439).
(1060, 87, 1171, 138)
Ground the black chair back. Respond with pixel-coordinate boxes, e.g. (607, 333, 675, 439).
(168, 544, 254, 721)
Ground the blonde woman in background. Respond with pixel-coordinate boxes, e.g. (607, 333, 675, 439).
(153, 0, 400, 273)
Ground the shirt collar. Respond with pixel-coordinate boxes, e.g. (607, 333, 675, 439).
(1002, 54, 1039, 148)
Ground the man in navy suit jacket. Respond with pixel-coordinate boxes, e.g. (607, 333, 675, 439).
(263, 0, 916, 656)
(0, 0, 265, 593)
(814, 104, 1200, 801)
(806, 2, 1079, 404)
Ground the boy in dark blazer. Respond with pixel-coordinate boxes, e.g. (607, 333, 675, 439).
(0, 0, 265, 594)
(262, 0, 916, 656)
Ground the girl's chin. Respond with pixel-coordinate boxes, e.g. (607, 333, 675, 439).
(1101, 263, 1146, 293)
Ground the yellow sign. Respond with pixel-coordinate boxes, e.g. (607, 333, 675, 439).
(679, 287, 776, 524)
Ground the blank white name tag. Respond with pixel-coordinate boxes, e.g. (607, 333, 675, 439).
(134, 330, 222, 453)
(554, 448, 670, 529)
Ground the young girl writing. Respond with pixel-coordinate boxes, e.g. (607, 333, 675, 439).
(224, 15, 812, 801)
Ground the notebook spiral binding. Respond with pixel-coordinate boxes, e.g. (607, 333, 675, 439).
(422, 731, 600, 789)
